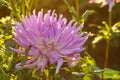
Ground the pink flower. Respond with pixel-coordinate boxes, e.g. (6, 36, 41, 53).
(11, 9, 90, 73)
(89, 0, 120, 12)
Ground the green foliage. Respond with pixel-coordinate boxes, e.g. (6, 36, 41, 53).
(80, 51, 96, 80)
(91, 21, 120, 47)
(64, 0, 77, 21)
(80, 10, 94, 23)
(94, 68, 120, 79)
(64, 0, 94, 24)
(72, 51, 120, 80)
(111, 22, 120, 46)
(0, 65, 9, 80)
(70, 51, 97, 80)
(0, 0, 32, 21)
(101, 68, 120, 79)
(0, 0, 8, 6)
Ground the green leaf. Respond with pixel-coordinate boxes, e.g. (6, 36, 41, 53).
(99, 29, 108, 36)
(112, 22, 120, 33)
(112, 21, 120, 28)
(92, 35, 103, 44)
(84, 52, 96, 66)
(97, 68, 120, 79)
(80, 52, 97, 79)
(0, 0, 8, 6)
(0, 65, 9, 80)
(64, 0, 76, 16)
(16, 46, 31, 70)
(21, 46, 31, 66)
(102, 21, 110, 32)
(81, 10, 94, 23)
(89, 24, 102, 29)
(83, 74, 93, 80)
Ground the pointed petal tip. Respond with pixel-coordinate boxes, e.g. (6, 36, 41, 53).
(41, 8, 43, 11)
(81, 23, 84, 28)
(10, 47, 24, 54)
(87, 32, 91, 37)
(33, 9, 36, 15)
(55, 59, 63, 74)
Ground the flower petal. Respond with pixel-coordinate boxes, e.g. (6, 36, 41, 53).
(56, 59, 63, 73)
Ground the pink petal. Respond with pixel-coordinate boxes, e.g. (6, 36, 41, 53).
(56, 59, 63, 73)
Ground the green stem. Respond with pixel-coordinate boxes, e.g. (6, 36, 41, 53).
(104, 11, 112, 68)
(45, 63, 51, 80)
(21, 46, 31, 68)
(75, 0, 79, 17)
(21, 0, 25, 16)
(104, 39, 110, 68)
(46, 69, 49, 80)
(29, 0, 34, 12)
(108, 12, 112, 27)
